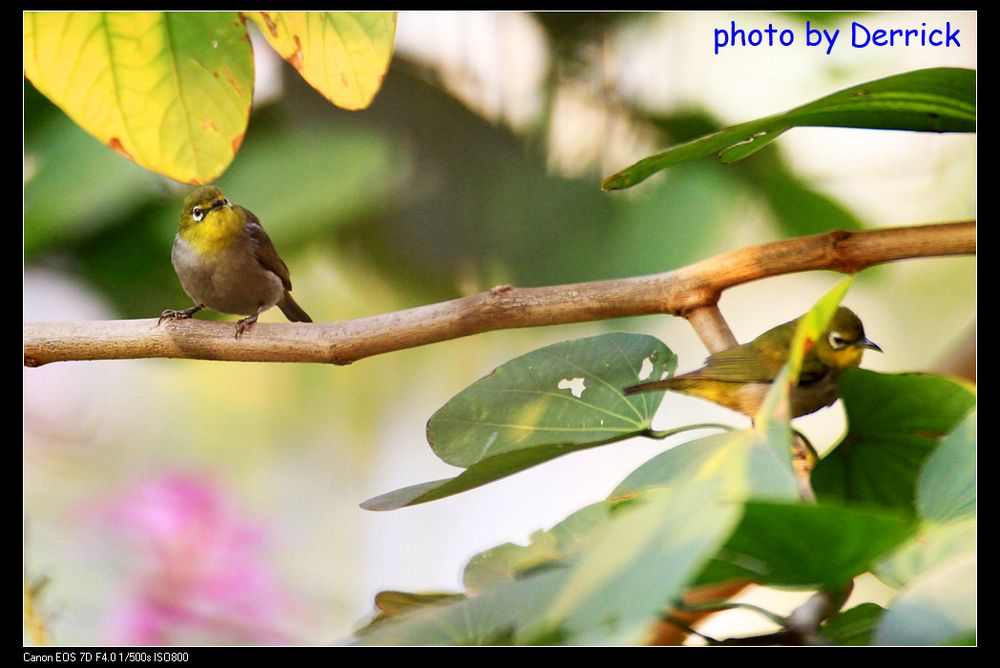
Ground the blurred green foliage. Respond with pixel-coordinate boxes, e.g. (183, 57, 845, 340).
(25, 43, 880, 319)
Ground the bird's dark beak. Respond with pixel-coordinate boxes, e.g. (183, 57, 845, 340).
(858, 337, 882, 353)
(210, 199, 227, 211)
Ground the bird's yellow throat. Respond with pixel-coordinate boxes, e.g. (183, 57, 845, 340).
(180, 206, 244, 256)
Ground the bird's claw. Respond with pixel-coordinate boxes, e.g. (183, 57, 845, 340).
(157, 305, 204, 327)
(158, 309, 190, 327)
(234, 314, 258, 339)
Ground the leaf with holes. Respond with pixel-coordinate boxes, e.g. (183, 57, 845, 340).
(245, 12, 395, 110)
(24, 12, 253, 184)
(362, 333, 675, 510)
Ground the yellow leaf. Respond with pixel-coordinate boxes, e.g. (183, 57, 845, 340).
(245, 11, 395, 110)
(24, 12, 253, 184)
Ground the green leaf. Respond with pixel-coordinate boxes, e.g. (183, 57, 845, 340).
(873, 554, 975, 645)
(521, 474, 741, 641)
(611, 429, 798, 502)
(812, 371, 976, 513)
(353, 568, 569, 645)
(362, 334, 676, 510)
(874, 517, 975, 589)
(718, 127, 789, 163)
(361, 444, 616, 511)
(244, 12, 395, 110)
(355, 591, 466, 637)
(697, 501, 916, 588)
(363, 475, 740, 644)
(430, 333, 675, 467)
(602, 67, 975, 190)
(820, 603, 885, 646)
(917, 408, 976, 523)
(24, 12, 253, 184)
(463, 501, 616, 593)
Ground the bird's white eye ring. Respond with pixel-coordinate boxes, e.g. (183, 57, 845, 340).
(192, 206, 205, 222)
(828, 331, 848, 350)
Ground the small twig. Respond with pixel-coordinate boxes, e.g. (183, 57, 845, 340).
(785, 583, 855, 645)
(686, 305, 739, 354)
(24, 221, 974, 367)
(658, 614, 722, 645)
(674, 599, 787, 627)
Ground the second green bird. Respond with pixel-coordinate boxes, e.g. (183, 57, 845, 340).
(159, 185, 312, 339)
(624, 307, 881, 417)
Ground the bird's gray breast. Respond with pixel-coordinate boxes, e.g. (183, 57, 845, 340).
(171, 235, 284, 315)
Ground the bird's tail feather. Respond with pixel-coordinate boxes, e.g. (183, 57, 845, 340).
(278, 292, 312, 322)
(623, 379, 675, 395)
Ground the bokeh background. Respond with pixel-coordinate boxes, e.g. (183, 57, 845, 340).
(24, 11, 975, 645)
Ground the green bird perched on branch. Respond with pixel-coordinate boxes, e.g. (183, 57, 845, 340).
(158, 185, 312, 339)
(624, 307, 881, 417)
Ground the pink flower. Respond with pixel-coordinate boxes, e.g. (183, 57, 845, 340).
(94, 473, 293, 645)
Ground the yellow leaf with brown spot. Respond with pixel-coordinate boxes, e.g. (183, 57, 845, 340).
(244, 11, 395, 110)
(24, 12, 253, 184)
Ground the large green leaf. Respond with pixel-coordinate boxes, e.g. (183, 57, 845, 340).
(917, 408, 976, 523)
(24, 12, 253, 184)
(874, 517, 975, 590)
(520, 474, 741, 642)
(362, 334, 676, 510)
(603, 67, 975, 190)
(462, 501, 617, 594)
(696, 501, 916, 588)
(360, 476, 739, 644)
(611, 429, 798, 502)
(812, 371, 976, 513)
(244, 12, 395, 110)
(873, 554, 976, 645)
(430, 333, 675, 467)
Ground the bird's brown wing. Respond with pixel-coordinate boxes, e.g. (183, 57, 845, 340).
(677, 324, 796, 383)
(241, 206, 293, 291)
(681, 321, 832, 385)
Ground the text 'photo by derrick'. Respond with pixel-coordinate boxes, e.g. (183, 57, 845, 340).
(715, 19, 962, 55)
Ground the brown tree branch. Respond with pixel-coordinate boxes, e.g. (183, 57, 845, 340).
(686, 305, 739, 354)
(23, 221, 974, 367)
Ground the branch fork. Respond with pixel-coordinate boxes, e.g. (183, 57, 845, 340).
(23, 221, 974, 367)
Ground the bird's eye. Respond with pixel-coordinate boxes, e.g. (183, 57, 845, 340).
(192, 206, 205, 222)
(828, 331, 848, 350)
